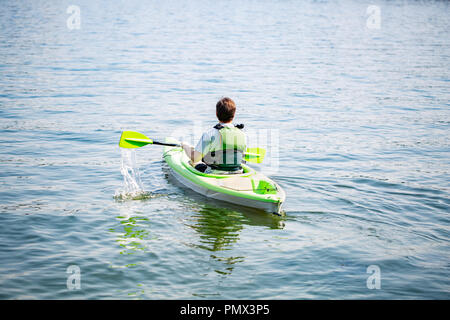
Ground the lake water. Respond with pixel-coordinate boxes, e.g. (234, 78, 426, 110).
(0, 0, 449, 299)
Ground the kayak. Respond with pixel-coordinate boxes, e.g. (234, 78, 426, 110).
(162, 137, 286, 215)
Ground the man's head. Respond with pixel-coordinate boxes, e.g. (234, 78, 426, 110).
(216, 97, 236, 123)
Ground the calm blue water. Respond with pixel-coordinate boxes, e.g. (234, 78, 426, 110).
(1, 0, 449, 299)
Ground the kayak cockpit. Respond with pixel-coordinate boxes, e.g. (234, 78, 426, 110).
(181, 156, 256, 179)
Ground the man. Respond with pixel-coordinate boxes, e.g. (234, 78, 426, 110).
(181, 97, 246, 174)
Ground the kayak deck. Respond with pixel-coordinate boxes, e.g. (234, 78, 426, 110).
(163, 138, 285, 214)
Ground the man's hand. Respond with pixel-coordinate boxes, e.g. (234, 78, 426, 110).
(181, 141, 193, 150)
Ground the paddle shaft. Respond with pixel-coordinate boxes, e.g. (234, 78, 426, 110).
(152, 141, 180, 147)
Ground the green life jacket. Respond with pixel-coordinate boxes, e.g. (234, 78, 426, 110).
(202, 123, 246, 171)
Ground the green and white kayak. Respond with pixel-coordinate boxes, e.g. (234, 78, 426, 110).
(163, 137, 286, 215)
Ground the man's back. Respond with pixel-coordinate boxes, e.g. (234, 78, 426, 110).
(181, 97, 246, 173)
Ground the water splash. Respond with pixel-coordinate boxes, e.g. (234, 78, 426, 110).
(114, 148, 152, 201)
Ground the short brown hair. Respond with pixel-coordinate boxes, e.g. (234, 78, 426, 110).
(216, 97, 236, 123)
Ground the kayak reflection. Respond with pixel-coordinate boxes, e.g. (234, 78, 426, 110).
(113, 215, 152, 255)
(108, 202, 155, 265)
(184, 198, 285, 276)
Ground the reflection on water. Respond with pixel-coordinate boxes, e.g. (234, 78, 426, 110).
(210, 255, 245, 276)
(108, 193, 286, 294)
(185, 201, 285, 275)
(114, 215, 151, 255)
(189, 207, 244, 252)
(108, 205, 156, 271)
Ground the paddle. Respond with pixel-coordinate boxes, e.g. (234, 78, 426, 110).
(243, 147, 266, 164)
(119, 131, 180, 148)
(119, 131, 266, 163)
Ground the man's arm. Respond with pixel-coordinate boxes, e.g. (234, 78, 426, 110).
(181, 142, 203, 163)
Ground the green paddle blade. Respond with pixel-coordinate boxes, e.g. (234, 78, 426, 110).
(119, 131, 153, 148)
(244, 147, 266, 163)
